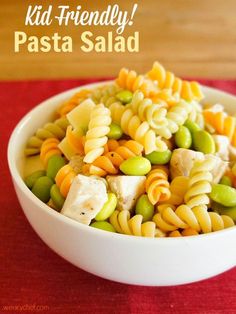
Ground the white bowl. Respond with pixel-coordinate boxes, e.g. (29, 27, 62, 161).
(8, 82, 236, 286)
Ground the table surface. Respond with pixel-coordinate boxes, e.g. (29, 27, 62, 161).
(1, 78, 236, 314)
(1, 0, 236, 80)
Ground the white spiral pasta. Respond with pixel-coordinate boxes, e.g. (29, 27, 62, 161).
(165, 100, 193, 137)
(130, 91, 169, 135)
(84, 104, 111, 163)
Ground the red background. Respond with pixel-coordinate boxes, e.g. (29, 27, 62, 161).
(1, 79, 236, 314)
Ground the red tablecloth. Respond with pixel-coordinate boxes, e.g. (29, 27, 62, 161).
(1, 79, 236, 314)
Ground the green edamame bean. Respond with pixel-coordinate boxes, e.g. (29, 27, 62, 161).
(192, 130, 215, 154)
(145, 150, 172, 165)
(95, 193, 117, 221)
(107, 122, 123, 140)
(210, 184, 236, 207)
(175, 126, 192, 149)
(46, 155, 65, 180)
(90, 221, 116, 233)
(31, 176, 54, 203)
(219, 176, 232, 187)
(50, 184, 65, 210)
(211, 202, 236, 222)
(184, 119, 201, 134)
(220, 207, 236, 222)
(116, 90, 133, 104)
(25, 170, 46, 189)
(120, 156, 151, 176)
(135, 194, 154, 222)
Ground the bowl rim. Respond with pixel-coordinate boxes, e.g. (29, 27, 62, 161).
(7, 80, 236, 243)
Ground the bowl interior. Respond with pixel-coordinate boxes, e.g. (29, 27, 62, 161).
(8, 82, 236, 237)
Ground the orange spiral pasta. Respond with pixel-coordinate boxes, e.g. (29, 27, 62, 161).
(57, 89, 91, 117)
(147, 62, 204, 101)
(116, 68, 156, 97)
(168, 228, 199, 237)
(55, 164, 76, 197)
(40, 138, 62, 166)
(103, 139, 120, 154)
(145, 167, 171, 205)
(203, 109, 236, 146)
(83, 140, 144, 177)
(82, 156, 118, 177)
(66, 126, 85, 156)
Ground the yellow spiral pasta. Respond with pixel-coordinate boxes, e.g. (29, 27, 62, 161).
(110, 210, 165, 237)
(25, 117, 69, 156)
(55, 164, 76, 198)
(40, 138, 62, 166)
(84, 104, 112, 163)
(108, 102, 127, 125)
(153, 204, 234, 233)
(145, 167, 171, 205)
(147, 61, 204, 101)
(184, 157, 216, 209)
(57, 89, 91, 117)
(120, 108, 167, 154)
(167, 176, 190, 206)
(116, 68, 156, 97)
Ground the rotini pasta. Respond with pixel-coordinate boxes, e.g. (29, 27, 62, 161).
(108, 102, 127, 125)
(91, 83, 122, 107)
(40, 138, 62, 166)
(184, 157, 216, 208)
(25, 117, 69, 156)
(147, 61, 204, 101)
(168, 228, 199, 237)
(120, 108, 167, 154)
(65, 125, 85, 156)
(110, 210, 165, 237)
(130, 91, 169, 135)
(84, 104, 112, 163)
(165, 100, 193, 138)
(153, 204, 234, 233)
(55, 164, 76, 198)
(145, 167, 171, 205)
(116, 68, 156, 97)
(167, 176, 190, 205)
(84, 140, 143, 176)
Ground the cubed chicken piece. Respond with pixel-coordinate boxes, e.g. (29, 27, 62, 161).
(209, 154, 228, 183)
(107, 176, 146, 211)
(61, 175, 107, 225)
(170, 149, 204, 178)
(170, 148, 227, 183)
(213, 135, 229, 161)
